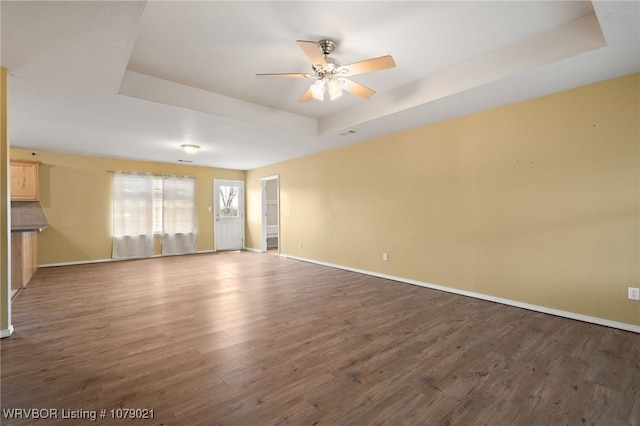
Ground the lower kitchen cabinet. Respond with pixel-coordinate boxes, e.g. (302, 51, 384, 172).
(11, 231, 38, 299)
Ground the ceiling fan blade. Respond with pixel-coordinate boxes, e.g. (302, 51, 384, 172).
(342, 78, 376, 99)
(340, 55, 396, 76)
(256, 73, 312, 79)
(297, 40, 327, 68)
(299, 88, 313, 103)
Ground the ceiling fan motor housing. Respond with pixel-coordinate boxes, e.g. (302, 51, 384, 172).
(312, 40, 341, 77)
(314, 56, 341, 77)
(317, 39, 337, 56)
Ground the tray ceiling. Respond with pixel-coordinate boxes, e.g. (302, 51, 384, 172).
(2, 1, 638, 170)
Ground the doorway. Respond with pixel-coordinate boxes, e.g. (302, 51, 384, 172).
(214, 179, 244, 251)
(261, 175, 279, 253)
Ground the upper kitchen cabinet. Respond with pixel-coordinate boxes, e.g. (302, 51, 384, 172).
(10, 160, 40, 201)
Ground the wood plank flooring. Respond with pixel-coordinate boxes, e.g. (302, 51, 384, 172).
(1, 251, 638, 425)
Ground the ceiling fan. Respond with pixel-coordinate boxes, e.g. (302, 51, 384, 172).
(256, 39, 396, 102)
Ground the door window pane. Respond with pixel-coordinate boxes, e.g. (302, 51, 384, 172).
(219, 185, 239, 217)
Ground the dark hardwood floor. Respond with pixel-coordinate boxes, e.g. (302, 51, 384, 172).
(1, 251, 638, 425)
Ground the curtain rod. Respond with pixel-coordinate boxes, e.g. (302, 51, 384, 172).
(106, 170, 196, 179)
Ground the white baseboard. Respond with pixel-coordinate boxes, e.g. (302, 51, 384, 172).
(1, 325, 14, 338)
(39, 258, 117, 268)
(244, 247, 263, 253)
(39, 250, 216, 268)
(281, 254, 640, 334)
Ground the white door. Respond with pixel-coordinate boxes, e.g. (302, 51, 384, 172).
(214, 179, 244, 251)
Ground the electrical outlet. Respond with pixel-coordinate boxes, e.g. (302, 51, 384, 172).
(629, 287, 640, 300)
(382, 253, 388, 261)
(299, 241, 303, 248)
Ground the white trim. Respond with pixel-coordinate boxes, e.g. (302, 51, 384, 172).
(281, 254, 640, 334)
(244, 247, 262, 253)
(261, 175, 280, 254)
(40, 258, 118, 268)
(1, 325, 14, 338)
(39, 250, 216, 268)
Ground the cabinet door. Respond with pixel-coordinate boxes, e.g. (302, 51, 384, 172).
(22, 232, 38, 287)
(11, 233, 23, 291)
(10, 160, 39, 200)
(10, 232, 39, 292)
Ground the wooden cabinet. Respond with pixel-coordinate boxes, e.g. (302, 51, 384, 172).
(10, 160, 40, 201)
(10, 160, 45, 299)
(11, 232, 38, 299)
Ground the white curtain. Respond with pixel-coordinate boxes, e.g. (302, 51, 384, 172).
(112, 171, 155, 259)
(161, 175, 197, 255)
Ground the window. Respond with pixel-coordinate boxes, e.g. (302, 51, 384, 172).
(112, 172, 154, 259)
(152, 177, 163, 235)
(112, 171, 196, 258)
(162, 175, 196, 235)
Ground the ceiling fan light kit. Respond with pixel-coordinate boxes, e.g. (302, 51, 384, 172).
(256, 39, 396, 102)
(310, 77, 344, 101)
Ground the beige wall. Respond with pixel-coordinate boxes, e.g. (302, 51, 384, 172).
(9, 149, 245, 265)
(6, 73, 639, 327)
(246, 73, 640, 326)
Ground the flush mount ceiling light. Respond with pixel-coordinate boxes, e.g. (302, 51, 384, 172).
(181, 144, 200, 154)
(256, 39, 396, 102)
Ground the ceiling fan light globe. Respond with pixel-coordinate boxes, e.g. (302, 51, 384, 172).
(311, 89, 325, 101)
(327, 78, 343, 100)
(310, 79, 326, 101)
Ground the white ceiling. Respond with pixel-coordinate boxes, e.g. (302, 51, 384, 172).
(1, 1, 638, 170)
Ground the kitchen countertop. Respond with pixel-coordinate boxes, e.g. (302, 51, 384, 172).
(11, 225, 49, 232)
(11, 200, 50, 232)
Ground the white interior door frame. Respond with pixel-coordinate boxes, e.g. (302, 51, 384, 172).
(261, 175, 279, 253)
